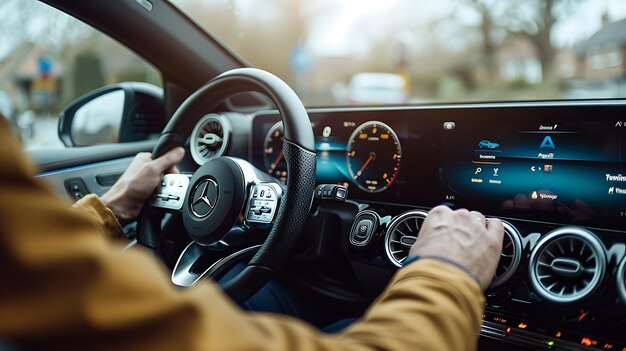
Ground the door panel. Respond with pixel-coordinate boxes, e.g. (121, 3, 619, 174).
(30, 140, 155, 202)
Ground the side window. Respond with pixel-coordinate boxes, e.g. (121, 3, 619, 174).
(0, 0, 161, 149)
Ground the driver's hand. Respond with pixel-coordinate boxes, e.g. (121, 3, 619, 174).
(408, 206, 504, 291)
(101, 147, 185, 224)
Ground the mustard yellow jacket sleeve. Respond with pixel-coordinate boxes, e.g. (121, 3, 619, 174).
(0, 120, 484, 351)
(72, 194, 126, 241)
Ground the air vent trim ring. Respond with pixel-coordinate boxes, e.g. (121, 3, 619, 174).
(529, 227, 606, 304)
(190, 114, 231, 165)
(489, 220, 522, 288)
(384, 210, 429, 268)
(617, 257, 626, 304)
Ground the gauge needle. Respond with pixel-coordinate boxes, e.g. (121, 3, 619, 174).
(355, 152, 376, 179)
(271, 151, 284, 170)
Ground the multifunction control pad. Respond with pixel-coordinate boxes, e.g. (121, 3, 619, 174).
(245, 183, 281, 224)
(150, 174, 190, 210)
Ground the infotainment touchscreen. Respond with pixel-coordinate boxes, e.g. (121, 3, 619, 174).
(252, 104, 626, 230)
(439, 116, 626, 227)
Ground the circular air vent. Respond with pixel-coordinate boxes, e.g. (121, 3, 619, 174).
(529, 227, 606, 304)
(617, 257, 626, 304)
(190, 114, 231, 165)
(384, 210, 428, 267)
(490, 221, 522, 288)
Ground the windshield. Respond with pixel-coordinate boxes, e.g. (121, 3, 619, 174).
(172, 0, 626, 106)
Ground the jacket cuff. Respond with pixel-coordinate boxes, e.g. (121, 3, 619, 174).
(72, 194, 126, 241)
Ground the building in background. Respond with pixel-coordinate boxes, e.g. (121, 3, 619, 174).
(574, 18, 626, 82)
(496, 35, 542, 85)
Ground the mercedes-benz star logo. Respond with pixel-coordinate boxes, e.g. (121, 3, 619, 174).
(190, 179, 219, 218)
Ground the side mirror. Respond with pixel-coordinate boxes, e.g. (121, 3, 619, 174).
(58, 82, 165, 147)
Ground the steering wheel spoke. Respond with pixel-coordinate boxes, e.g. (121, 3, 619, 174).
(171, 241, 262, 288)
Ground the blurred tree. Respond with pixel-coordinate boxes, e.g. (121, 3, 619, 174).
(182, 0, 331, 98)
(236, 0, 319, 86)
(72, 51, 104, 98)
(505, 0, 581, 78)
(454, 0, 581, 81)
(457, 0, 502, 80)
(0, 0, 91, 58)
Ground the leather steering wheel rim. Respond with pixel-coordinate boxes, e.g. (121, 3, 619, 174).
(138, 68, 316, 303)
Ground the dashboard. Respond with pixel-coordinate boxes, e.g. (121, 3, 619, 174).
(34, 98, 626, 351)
(249, 101, 626, 351)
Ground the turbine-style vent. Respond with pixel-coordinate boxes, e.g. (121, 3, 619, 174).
(617, 257, 626, 304)
(190, 114, 231, 165)
(490, 221, 522, 288)
(384, 210, 428, 267)
(529, 227, 606, 304)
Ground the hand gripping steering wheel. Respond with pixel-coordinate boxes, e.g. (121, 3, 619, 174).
(136, 68, 316, 303)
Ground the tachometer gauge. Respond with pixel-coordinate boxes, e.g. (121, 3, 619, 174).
(346, 121, 402, 193)
(263, 122, 288, 184)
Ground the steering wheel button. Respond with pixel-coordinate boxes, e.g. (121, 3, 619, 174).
(334, 187, 347, 200)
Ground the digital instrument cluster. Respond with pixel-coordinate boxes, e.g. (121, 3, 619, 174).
(254, 112, 408, 198)
(346, 121, 402, 193)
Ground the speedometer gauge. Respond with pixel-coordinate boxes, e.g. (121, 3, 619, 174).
(263, 122, 288, 184)
(346, 121, 402, 193)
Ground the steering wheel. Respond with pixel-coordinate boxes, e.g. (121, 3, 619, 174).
(136, 68, 316, 303)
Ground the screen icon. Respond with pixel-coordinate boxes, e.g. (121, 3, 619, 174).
(478, 140, 500, 149)
(443, 122, 456, 130)
(322, 126, 332, 137)
(540, 136, 555, 149)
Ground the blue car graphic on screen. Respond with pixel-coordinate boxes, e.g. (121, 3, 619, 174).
(478, 140, 499, 149)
